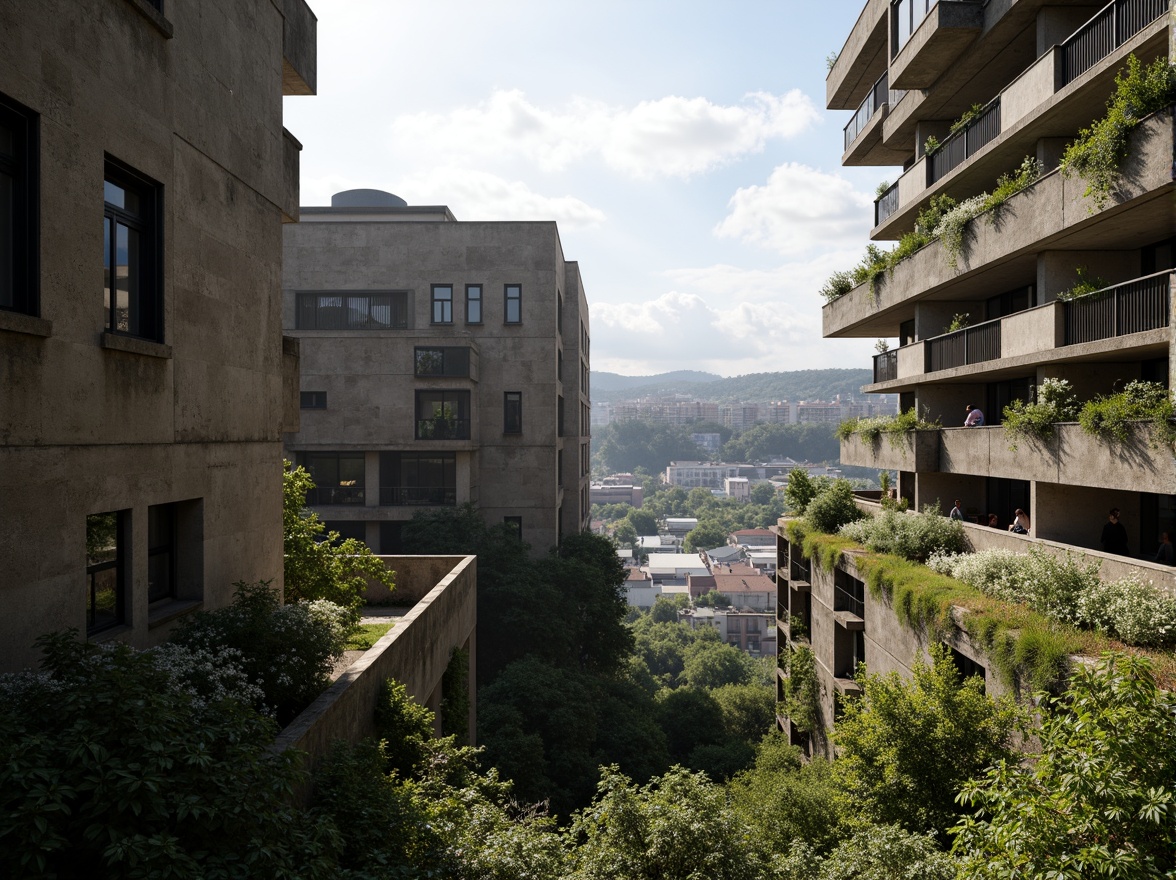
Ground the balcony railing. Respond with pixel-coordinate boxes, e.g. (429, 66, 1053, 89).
(379, 487, 458, 506)
(789, 557, 811, 584)
(875, 180, 900, 226)
(834, 584, 865, 618)
(892, 0, 935, 55)
(1061, 0, 1168, 86)
(844, 72, 890, 151)
(415, 418, 471, 440)
(928, 97, 1001, 184)
(1063, 271, 1172, 345)
(925, 318, 1001, 372)
(305, 486, 365, 505)
(873, 349, 898, 383)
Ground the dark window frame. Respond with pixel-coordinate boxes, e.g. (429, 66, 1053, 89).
(103, 158, 163, 342)
(414, 346, 470, 378)
(86, 510, 129, 635)
(379, 451, 458, 506)
(504, 283, 521, 324)
(295, 291, 409, 330)
(0, 92, 38, 317)
(296, 451, 366, 505)
(504, 391, 522, 434)
(465, 284, 482, 324)
(300, 391, 327, 409)
(415, 389, 471, 440)
(431, 284, 453, 324)
(147, 502, 176, 605)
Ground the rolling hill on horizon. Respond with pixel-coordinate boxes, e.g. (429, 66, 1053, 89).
(590, 369, 875, 404)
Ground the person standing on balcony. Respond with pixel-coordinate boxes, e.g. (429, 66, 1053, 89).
(950, 500, 964, 520)
(1101, 508, 1130, 556)
(964, 404, 985, 427)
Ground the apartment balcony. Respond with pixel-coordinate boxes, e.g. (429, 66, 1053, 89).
(890, 0, 984, 90)
(378, 487, 458, 506)
(840, 428, 942, 472)
(873, 1, 1168, 234)
(862, 272, 1173, 392)
(843, 72, 911, 166)
(827, 0, 889, 110)
(825, 111, 1175, 339)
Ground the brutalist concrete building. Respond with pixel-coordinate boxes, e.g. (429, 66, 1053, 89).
(282, 190, 592, 553)
(0, 0, 316, 670)
(777, 0, 1175, 749)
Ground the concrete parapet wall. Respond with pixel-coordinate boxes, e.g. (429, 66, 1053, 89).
(274, 555, 477, 782)
(840, 429, 941, 472)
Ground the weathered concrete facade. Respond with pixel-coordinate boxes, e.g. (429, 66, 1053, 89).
(282, 193, 591, 553)
(0, 0, 316, 670)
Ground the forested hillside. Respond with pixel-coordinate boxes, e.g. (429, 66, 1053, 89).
(590, 369, 873, 404)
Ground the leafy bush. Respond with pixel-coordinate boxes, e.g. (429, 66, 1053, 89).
(819, 270, 856, 303)
(1002, 377, 1079, 447)
(923, 134, 941, 156)
(780, 824, 959, 880)
(169, 580, 350, 724)
(1054, 264, 1108, 302)
(0, 634, 336, 879)
(946, 312, 970, 332)
(949, 102, 988, 136)
(931, 192, 989, 269)
(804, 479, 867, 534)
(1078, 379, 1176, 448)
(1061, 54, 1176, 209)
(837, 407, 940, 450)
(839, 505, 966, 563)
(781, 644, 822, 736)
(874, 179, 891, 199)
(1077, 574, 1176, 648)
(785, 467, 827, 514)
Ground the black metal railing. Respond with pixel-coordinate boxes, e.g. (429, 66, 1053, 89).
(415, 418, 471, 440)
(1061, 0, 1167, 85)
(789, 556, 810, 584)
(925, 318, 1002, 372)
(873, 349, 898, 383)
(305, 486, 365, 505)
(379, 487, 457, 506)
(928, 98, 1001, 184)
(892, 0, 936, 55)
(844, 72, 890, 152)
(875, 181, 900, 226)
(1063, 271, 1172, 345)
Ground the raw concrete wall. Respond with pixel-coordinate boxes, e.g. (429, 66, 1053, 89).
(274, 555, 477, 787)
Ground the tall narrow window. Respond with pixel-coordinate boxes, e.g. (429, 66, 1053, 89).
(432, 284, 453, 324)
(147, 503, 176, 604)
(86, 510, 128, 634)
(504, 284, 521, 323)
(103, 161, 161, 341)
(0, 93, 36, 316)
(504, 392, 522, 434)
(465, 284, 482, 323)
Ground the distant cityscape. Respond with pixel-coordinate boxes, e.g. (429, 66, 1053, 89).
(592, 395, 898, 430)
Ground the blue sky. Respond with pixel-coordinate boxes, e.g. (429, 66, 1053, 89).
(284, 0, 898, 377)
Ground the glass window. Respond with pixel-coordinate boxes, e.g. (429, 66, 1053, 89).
(465, 284, 482, 323)
(148, 503, 175, 604)
(297, 452, 366, 504)
(1, 93, 36, 315)
(415, 390, 470, 440)
(504, 284, 521, 323)
(300, 391, 327, 409)
(379, 452, 457, 505)
(432, 284, 453, 324)
(504, 391, 522, 434)
(86, 510, 127, 634)
(414, 346, 470, 377)
(295, 291, 408, 330)
(103, 161, 160, 341)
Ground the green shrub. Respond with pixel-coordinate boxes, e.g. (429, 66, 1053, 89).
(946, 312, 970, 332)
(1061, 54, 1176, 209)
(1077, 574, 1176, 648)
(949, 102, 988, 137)
(441, 646, 471, 742)
(837, 407, 940, 451)
(1055, 264, 1109, 302)
(374, 678, 437, 779)
(819, 269, 856, 303)
(804, 479, 867, 534)
(0, 634, 336, 879)
(839, 505, 967, 563)
(785, 467, 824, 514)
(1002, 377, 1079, 448)
(1078, 379, 1176, 448)
(781, 644, 822, 735)
(169, 581, 350, 724)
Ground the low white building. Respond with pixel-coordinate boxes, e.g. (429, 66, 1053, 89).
(724, 477, 750, 500)
(643, 553, 711, 585)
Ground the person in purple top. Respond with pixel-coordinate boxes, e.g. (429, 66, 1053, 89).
(964, 403, 985, 426)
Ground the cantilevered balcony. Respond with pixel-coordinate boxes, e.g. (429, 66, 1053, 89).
(859, 272, 1173, 392)
(890, 0, 984, 90)
(873, 0, 1168, 236)
(843, 72, 911, 165)
(826, 110, 1175, 339)
(827, 0, 889, 110)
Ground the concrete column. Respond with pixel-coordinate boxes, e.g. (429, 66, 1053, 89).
(456, 452, 472, 503)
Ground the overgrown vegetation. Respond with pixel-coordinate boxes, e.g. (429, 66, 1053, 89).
(1078, 379, 1176, 449)
(1060, 54, 1176, 209)
(780, 644, 822, 738)
(836, 407, 941, 450)
(1001, 377, 1078, 448)
(840, 505, 967, 563)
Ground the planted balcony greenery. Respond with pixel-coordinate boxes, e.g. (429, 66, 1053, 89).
(1001, 377, 1079, 449)
(1078, 379, 1176, 449)
(1054, 265, 1109, 302)
(840, 505, 967, 563)
(780, 643, 822, 735)
(1061, 54, 1176, 210)
(837, 407, 941, 450)
(948, 102, 987, 137)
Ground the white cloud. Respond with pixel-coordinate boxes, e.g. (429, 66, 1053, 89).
(396, 167, 606, 228)
(388, 89, 819, 179)
(714, 163, 874, 257)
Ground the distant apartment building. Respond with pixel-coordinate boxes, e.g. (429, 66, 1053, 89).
(665, 460, 804, 488)
(724, 477, 751, 500)
(720, 403, 761, 429)
(692, 432, 723, 454)
(282, 190, 591, 553)
(0, 0, 316, 670)
(779, 0, 1175, 751)
(683, 608, 777, 655)
(608, 395, 895, 428)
